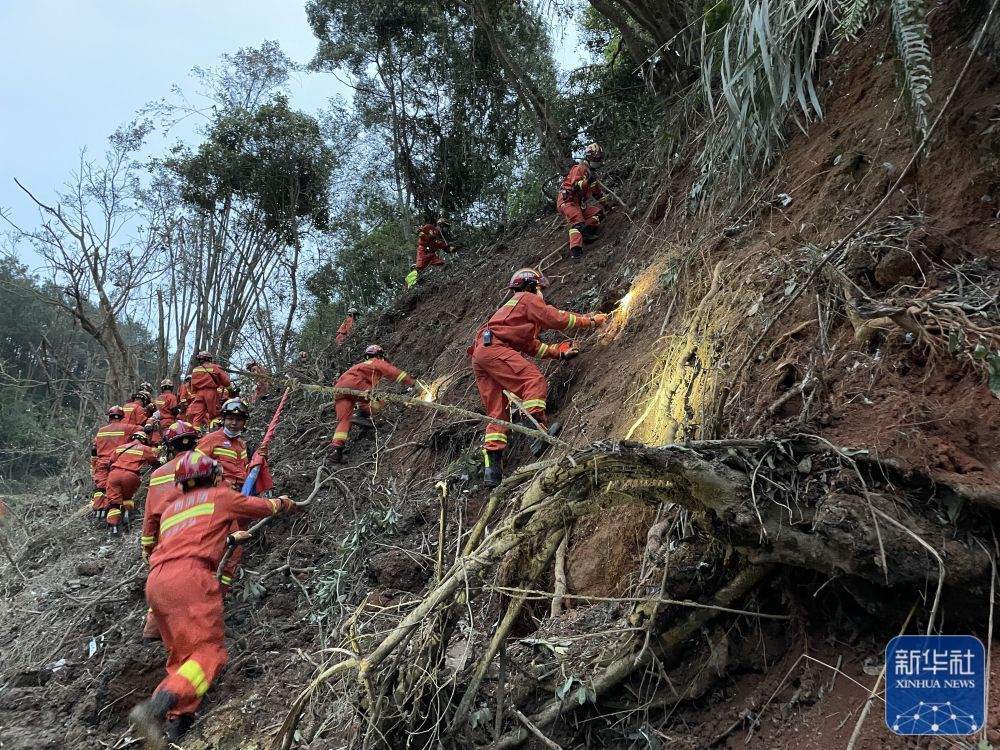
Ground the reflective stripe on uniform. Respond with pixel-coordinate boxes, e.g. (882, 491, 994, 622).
(568, 228, 582, 236)
(522, 399, 546, 411)
(160, 502, 215, 533)
(485, 432, 508, 444)
(106, 509, 122, 518)
(566, 314, 577, 329)
(140, 535, 156, 546)
(220, 575, 233, 586)
(395, 371, 409, 383)
(213, 448, 239, 459)
(124, 448, 145, 456)
(503, 297, 519, 307)
(333, 431, 349, 440)
(149, 473, 175, 486)
(177, 659, 210, 696)
(96, 431, 126, 438)
(537, 343, 549, 357)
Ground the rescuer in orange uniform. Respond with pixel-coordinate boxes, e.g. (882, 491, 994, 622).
(415, 217, 450, 270)
(193, 399, 251, 489)
(335, 307, 358, 346)
(187, 351, 232, 430)
(129, 452, 305, 748)
(245, 361, 270, 405)
(153, 379, 180, 430)
(90, 406, 130, 517)
(141, 420, 199, 641)
(557, 142, 609, 260)
(178, 375, 194, 415)
(329, 345, 423, 463)
(123, 390, 153, 426)
(470, 268, 607, 486)
(106, 427, 161, 534)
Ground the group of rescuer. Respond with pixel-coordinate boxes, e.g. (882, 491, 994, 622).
(120, 143, 611, 747)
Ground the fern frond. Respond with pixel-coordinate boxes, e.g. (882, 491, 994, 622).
(836, 0, 874, 40)
(890, 0, 933, 139)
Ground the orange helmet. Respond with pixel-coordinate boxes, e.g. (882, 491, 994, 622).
(164, 420, 197, 447)
(108, 406, 125, 420)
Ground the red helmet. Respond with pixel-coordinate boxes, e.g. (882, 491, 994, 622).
(508, 268, 550, 291)
(108, 406, 125, 419)
(196, 350, 213, 361)
(175, 452, 220, 486)
(365, 344, 384, 358)
(164, 420, 197, 446)
(583, 142, 604, 163)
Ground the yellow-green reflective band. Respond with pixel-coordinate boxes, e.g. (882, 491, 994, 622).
(213, 448, 238, 459)
(93, 491, 105, 498)
(537, 343, 549, 357)
(149, 474, 175, 486)
(567, 314, 577, 329)
(177, 659, 209, 696)
(485, 432, 508, 443)
(568, 228, 582, 236)
(522, 399, 546, 410)
(125, 448, 145, 456)
(503, 297, 518, 307)
(160, 502, 215, 532)
(140, 536, 156, 545)
(396, 372, 408, 383)
(333, 431, 349, 440)
(107, 509, 121, 518)
(220, 575, 233, 585)
(97, 431, 126, 438)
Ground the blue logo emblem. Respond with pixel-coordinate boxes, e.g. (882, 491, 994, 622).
(885, 635, 985, 735)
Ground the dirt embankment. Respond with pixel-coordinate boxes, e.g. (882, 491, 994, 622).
(2, 5, 999, 748)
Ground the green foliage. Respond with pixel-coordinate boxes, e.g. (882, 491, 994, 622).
(890, 0, 933, 139)
(167, 96, 336, 242)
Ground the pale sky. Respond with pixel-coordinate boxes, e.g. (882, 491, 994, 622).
(0, 1, 583, 271)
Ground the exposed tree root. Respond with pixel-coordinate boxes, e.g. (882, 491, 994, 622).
(273, 435, 994, 749)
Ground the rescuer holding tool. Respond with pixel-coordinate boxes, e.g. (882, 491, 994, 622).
(187, 351, 232, 430)
(141, 420, 199, 641)
(470, 268, 607, 487)
(557, 142, 610, 260)
(336, 308, 359, 346)
(329, 345, 424, 463)
(90, 406, 129, 517)
(129, 452, 305, 748)
(105, 426, 161, 534)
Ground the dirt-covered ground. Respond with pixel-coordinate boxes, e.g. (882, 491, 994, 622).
(2, 4, 999, 748)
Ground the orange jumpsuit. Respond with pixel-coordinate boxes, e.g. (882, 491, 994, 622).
(141, 453, 187, 639)
(330, 359, 415, 448)
(178, 383, 194, 416)
(415, 224, 447, 270)
(247, 365, 269, 405)
(187, 363, 231, 429)
(470, 292, 597, 452)
(153, 391, 180, 430)
(146, 484, 289, 720)
(335, 315, 355, 346)
(195, 430, 250, 587)
(122, 399, 150, 426)
(106, 441, 160, 526)
(557, 161, 605, 254)
(91, 421, 130, 510)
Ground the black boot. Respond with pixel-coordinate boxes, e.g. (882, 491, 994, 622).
(350, 409, 375, 430)
(330, 445, 345, 464)
(571, 246, 583, 260)
(581, 225, 600, 243)
(530, 421, 562, 458)
(483, 450, 504, 488)
(164, 712, 195, 742)
(129, 690, 178, 750)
